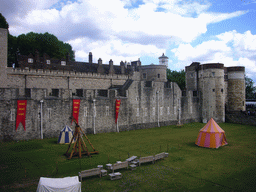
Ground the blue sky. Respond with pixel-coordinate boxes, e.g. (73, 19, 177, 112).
(1, 0, 256, 81)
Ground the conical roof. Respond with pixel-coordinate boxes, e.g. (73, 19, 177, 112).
(199, 118, 225, 133)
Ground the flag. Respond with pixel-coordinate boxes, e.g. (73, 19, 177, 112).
(72, 99, 80, 124)
(115, 99, 121, 123)
(16, 100, 27, 131)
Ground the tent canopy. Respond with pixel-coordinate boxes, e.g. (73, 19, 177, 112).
(58, 125, 74, 144)
(37, 176, 81, 192)
(195, 118, 228, 148)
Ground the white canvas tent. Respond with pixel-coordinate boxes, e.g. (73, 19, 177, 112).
(36, 176, 81, 192)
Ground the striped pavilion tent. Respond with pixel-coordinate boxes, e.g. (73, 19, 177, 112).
(195, 118, 228, 148)
(58, 125, 74, 144)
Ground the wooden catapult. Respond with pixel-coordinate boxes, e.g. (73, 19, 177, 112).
(65, 117, 99, 159)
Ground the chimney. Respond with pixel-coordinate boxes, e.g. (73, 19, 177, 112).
(89, 52, 93, 63)
(97, 58, 104, 74)
(109, 59, 115, 75)
(120, 61, 125, 74)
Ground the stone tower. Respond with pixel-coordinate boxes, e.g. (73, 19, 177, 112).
(0, 28, 8, 88)
(198, 64, 225, 123)
(226, 67, 245, 112)
(186, 62, 226, 123)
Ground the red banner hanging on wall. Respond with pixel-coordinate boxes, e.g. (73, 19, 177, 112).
(115, 99, 121, 124)
(72, 99, 80, 124)
(16, 100, 27, 131)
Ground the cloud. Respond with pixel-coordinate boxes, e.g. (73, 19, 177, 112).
(1, 0, 249, 69)
(68, 36, 164, 63)
(172, 30, 256, 81)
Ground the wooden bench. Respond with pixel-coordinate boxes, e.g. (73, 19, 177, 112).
(154, 152, 166, 161)
(110, 161, 128, 173)
(78, 168, 101, 181)
(109, 172, 122, 180)
(138, 156, 154, 166)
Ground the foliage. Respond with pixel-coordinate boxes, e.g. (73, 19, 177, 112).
(1, 123, 255, 191)
(8, 34, 17, 67)
(16, 32, 75, 61)
(245, 75, 256, 99)
(0, 13, 8, 29)
(167, 69, 186, 90)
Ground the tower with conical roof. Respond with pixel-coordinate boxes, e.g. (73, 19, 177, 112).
(158, 53, 168, 67)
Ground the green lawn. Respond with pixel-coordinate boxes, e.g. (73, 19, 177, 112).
(0, 122, 255, 191)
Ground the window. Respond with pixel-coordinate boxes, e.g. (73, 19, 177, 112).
(25, 88, 31, 98)
(47, 108, 52, 119)
(28, 58, 33, 63)
(182, 90, 186, 96)
(212, 89, 215, 92)
(98, 90, 108, 97)
(38, 107, 41, 119)
(212, 72, 215, 77)
(160, 107, 163, 116)
(46, 60, 51, 64)
(158, 74, 160, 78)
(144, 108, 147, 117)
(61, 61, 66, 66)
(136, 108, 140, 117)
(106, 106, 109, 116)
(143, 73, 147, 79)
(52, 89, 59, 97)
(193, 91, 198, 97)
(76, 89, 83, 97)
(10, 109, 15, 121)
(84, 107, 88, 117)
(190, 73, 193, 78)
(145, 81, 152, 88)
(221, 88, 223, 93)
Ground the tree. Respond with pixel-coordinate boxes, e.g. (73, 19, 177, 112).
(16, 32, 75, 61)
(166, 69, 186, 90)
(245, 75, 256, 100)
(0, 13, 8, 29)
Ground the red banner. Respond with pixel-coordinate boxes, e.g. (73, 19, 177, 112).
(72, 99, 80, 124)
(115, 99, 121, 123)
(16, 100, 27, 131)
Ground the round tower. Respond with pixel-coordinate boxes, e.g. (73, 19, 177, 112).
(198, 63, 225, 123)
(158, 53, 168, 67)
(226, 67, 245, 112)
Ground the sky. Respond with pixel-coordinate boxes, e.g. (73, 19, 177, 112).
(1, 0, 256, 81)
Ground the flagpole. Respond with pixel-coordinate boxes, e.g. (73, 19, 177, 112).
(40, 100, 44, 139)
(117, 117, 119, 133)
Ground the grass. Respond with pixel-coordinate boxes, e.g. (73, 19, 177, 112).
(0, 122, 255, 191)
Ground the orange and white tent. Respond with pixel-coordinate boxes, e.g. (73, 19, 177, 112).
(195, 118, 228, 148)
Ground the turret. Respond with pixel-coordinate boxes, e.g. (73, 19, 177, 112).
(158, 53, 168, 67)
(226, 67, 245, 112)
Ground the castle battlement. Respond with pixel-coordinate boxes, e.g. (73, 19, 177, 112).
(6, 67, 129, 80)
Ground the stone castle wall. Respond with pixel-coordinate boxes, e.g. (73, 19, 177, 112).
(0, 80, 201, 141)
